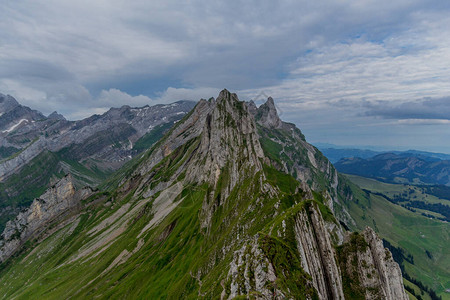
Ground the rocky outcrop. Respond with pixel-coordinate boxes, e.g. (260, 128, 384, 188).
(0, 174, 92, 263)
(294, 204, 345, 300)
(226, 238, 284, 299)
(0, 93, 20, 115)
(337, 228, 409, 300)
(185, 90, 265, 192)
(226, 201, 408, 300)
(48, 111, 66, 121)
(132, 90, 268, 227)
(255, 97, 282, 128)
(362, 227, 409, 300)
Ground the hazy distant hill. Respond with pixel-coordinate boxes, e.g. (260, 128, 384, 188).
(317, 146, 450, 163)
(334, 152, 450, 186)
(318, 148, 381, 163)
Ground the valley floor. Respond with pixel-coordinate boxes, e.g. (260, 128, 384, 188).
(344, 174, 450, 300)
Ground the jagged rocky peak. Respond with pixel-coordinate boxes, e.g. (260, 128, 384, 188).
(48, 111, 66, 120)
(135, 89, 265, 184)
(255, 96, 282, 128)
(246, 99, 258, 115)
(0, 174, 93, 263)
(0, 93, 20, 114)
(185, 89, 266, 186)
(129, 89, 268, 228)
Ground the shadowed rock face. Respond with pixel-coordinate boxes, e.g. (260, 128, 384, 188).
(0, 94, 20, 115)
(0, 174, 93, 262)
(361, 227, 409, 300)
(227, 203, 407, 300)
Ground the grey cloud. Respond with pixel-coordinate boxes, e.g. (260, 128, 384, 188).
(0, 59, 73, 81)
(1, 0, 450, 152)
(364, 97, 450, 120)
(3, 0, 447, 96)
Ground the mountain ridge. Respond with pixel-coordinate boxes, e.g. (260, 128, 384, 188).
(0, 93, 195, 230)
(0, 90, 408, 299)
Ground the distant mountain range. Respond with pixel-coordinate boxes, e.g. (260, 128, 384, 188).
(0, 93, 195, 215)
(317, 146, 450, 163)
(334, 152, 450, 186)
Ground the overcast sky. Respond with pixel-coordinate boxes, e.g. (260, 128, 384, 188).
(1, 0, 450, 153)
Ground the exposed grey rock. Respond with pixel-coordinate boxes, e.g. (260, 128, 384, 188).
(133, 90, 267, 228)
(362, 227, 409, 300)
(0, 174, 93, 262)
(48, 111, 66, 120)
(0, 93, 19, 114)
(337, 227, 409, 300)
(251, 96, 355, 227)
(186, 90, 264, 188)
(246, 100, 258, 115)
(294, 204, 345, 300)
(226, 238, 284, 300)
(255, 97, 282, 128)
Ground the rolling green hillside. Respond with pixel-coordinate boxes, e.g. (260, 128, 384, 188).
(344, 174, 450, 299)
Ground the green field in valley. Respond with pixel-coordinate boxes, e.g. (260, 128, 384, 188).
(344, 174, 450, 299)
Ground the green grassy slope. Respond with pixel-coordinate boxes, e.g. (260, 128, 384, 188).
(0, 155, 321, 299)
(344, 174, 450, 299)
(0, 151, 64, 208)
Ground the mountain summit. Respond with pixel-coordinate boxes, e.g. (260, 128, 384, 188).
(0, 90, 407, 299)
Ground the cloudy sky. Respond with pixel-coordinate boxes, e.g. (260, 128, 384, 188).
(1, 1, 450, 153)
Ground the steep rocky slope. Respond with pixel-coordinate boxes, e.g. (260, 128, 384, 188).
(0, 174, 93, 262)
(0, 90, 407, 299)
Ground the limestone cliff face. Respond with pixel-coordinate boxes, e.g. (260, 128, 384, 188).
(361, 227, 409, 300)
(255, 97, 282, 129)
(0, 174, 92, 262)
(186, 90, 265, 186)
(130, 90, 268, 227)
(294, 204, 345, 300)
(184, 90, 267, 227)
(335, 227, 409, 300)
(226, 201, 408, 300)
